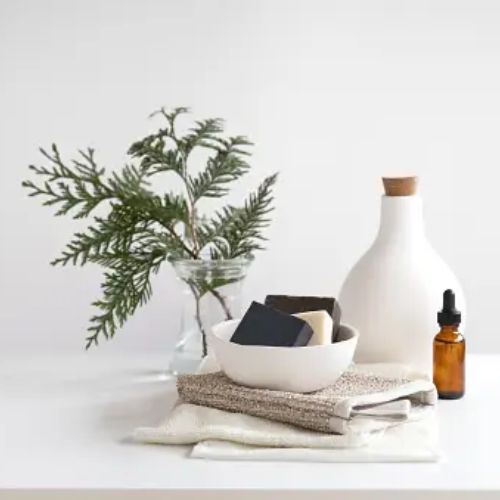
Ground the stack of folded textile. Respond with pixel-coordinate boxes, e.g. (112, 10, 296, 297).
(134, 358, 440, 462)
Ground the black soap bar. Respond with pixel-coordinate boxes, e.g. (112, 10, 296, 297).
(230, 301, 313, 347)
(264, 295, 342, 342)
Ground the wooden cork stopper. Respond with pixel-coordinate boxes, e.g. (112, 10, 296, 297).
(382, 176, 418, 196)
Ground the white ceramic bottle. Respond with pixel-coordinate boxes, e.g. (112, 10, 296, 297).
(339, 177, 465, 377)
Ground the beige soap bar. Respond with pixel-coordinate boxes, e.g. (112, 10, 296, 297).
(293, 310, 333, 346)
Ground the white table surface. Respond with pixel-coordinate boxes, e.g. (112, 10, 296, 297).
(0, 352, 499, 500)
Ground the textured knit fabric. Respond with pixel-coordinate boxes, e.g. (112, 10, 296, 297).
(176, 368, 436, 434)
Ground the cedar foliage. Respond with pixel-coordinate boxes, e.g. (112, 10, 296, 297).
(22, 107, 277, 348)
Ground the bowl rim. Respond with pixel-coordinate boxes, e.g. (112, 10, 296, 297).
(209, 319, 359, 350)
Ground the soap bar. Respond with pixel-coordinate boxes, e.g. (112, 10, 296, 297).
(294, 310, 334, 346)
(230, 301, 313, 347)
(264, 295, 342, 342)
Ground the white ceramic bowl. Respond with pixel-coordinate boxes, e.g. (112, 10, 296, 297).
(208, 320, 359, 393)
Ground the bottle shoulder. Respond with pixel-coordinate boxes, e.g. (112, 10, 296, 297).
(434, 329, 465, 343)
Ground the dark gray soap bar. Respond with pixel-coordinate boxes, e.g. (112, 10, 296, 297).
(230, 301, 313, 347)
(264, 295, 342, 342)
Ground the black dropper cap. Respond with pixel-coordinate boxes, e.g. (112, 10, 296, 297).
(437, 289, 461, 326)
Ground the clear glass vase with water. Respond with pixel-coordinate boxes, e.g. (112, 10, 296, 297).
(169, 257, 251, 374)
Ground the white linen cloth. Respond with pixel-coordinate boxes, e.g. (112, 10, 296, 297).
(134, 359, 440, 462)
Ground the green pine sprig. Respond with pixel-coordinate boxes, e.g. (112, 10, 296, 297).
(22, 107, 277, 348)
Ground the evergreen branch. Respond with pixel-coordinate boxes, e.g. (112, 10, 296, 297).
(51, 198, 190, 267)
(51, 209, 143, 267)
(21, 145, 154, 218)
(189, 136, 252, 201)
(22, 106, 278, 349)
(24, 145, 114, 218)
(149, 106, 189, 139)
(84, 223, 170, 347)
(180, 118, 224, 157)
(85, 251, 165, 348)
(128, 137, 184, 176)
(128, 107, 189, 176)
(199, 173, 278, 259)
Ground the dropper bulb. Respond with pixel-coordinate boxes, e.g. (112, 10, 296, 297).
(438, 289, 461, 326)
(443, 289, 455, 310)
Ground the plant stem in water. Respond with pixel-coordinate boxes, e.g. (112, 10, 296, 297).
(187, 282, 208, 357)
(209, 288, 233, 320)
(194, 294, 208, 357)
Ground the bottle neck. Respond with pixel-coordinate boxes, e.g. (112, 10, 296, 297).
(439, 324, 460, 333)
(375, 195, 426, 245)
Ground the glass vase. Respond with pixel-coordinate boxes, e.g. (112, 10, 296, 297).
(169, 257, 251, 374)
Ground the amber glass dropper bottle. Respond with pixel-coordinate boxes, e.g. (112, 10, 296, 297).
(433, 289, 465, 399)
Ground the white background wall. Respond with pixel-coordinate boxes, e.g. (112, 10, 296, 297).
(1, 0, 499, 355)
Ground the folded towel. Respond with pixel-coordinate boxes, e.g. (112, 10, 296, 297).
(190, 411, 439, 462)
(176, 366, 437, 434)
(134, 360, 440, 462)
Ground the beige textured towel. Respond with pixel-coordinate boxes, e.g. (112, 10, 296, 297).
(177, 369, 437, 434)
